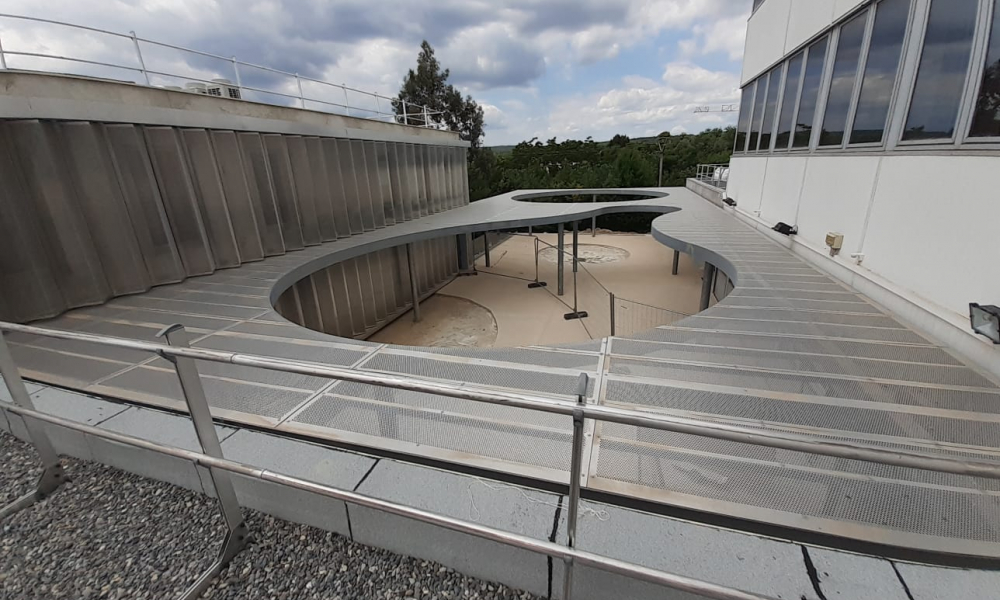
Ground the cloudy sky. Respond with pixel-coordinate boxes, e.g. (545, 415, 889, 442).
(0, 0, 749, 145)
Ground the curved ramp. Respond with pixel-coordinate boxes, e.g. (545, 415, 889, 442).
(7, 187, 1000, 559)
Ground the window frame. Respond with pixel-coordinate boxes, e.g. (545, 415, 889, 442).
(792, 35, 833, 152)
(959, 0, 1000, 144)
(817, 7, 875, 150)
(896, 0, 983, 147)
(774, 50, 806, 152)
(757, 65, 785, 152)
(748, 74, 770, 152)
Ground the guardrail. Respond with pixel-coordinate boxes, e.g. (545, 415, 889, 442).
(0, 13, 442, 128)
(696, 163, 730, 190)
(4, 321, 1000, 599)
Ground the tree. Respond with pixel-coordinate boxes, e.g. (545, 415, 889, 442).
(394, 41, 485, 148)
(607, 148, 655, 188)
(609, 134, 631, 147)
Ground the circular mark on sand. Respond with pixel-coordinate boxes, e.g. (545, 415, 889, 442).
(369, 295, 498, 348)
(538, 244, 630, 265)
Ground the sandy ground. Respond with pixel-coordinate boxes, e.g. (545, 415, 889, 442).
(372, 233, 703, 348)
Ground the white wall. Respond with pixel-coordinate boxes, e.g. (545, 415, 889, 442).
(728, 154, 1000, 323)
(743, 0, 869, 84)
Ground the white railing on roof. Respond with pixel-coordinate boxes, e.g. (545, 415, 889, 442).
(0, 13, 445, 129)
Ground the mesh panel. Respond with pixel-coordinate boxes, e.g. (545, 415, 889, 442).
(421, 346, 601, 370)
(721, 296, 883, 314)
(194, 334, 368, 365)
(675, 316, 929, 343)
(603, 378, 1000, 447)
(704, 306, 904, 328)
(729, 288, 864, 301)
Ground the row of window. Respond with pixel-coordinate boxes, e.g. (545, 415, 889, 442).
(735, 0, 1000, 154)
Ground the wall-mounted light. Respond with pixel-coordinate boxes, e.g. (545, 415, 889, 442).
(722, 197, 737, 207)
(969, 303, 1000, 344)
(772, 222, 798, 236)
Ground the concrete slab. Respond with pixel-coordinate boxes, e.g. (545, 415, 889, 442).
(895, 562, 1000, 600)
(807, 547, 909, 600)
(221, 429, 376, 536)
(351, 461, 559, 598)
(0, 374, 46, 403)
(562, 502, 818, 600)
(93, 407, 235, 496)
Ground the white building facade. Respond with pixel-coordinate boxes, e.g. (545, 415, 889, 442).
(728, 0, 1000, 370)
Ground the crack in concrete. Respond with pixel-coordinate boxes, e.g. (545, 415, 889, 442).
(546, 494, 564, 600)
(800, 546, 828, 600)
(890, 562, 916, 600)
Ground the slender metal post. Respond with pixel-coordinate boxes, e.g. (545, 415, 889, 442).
(672, 249, 680, 276)
(423, 105, 430, 127)
(0, 331, 65, 520)
(295, 74, 305, 108)
(129, 31, 151, 85)
(562, 373, 589, 600)
(156, 325, 248, 600)
(528, 236, 547, 289)
(0, 33, 7, 69)
(343, 85, 351, 116)
(407, 244, 421, 322)
(484, 232, 491, 268)
(591, 194, 597, 237)
(572, 221, 579, 274)
(375, 94, 382, 118)
(456, 233, 471, 272)
(402, 99, 408, 125)
(700, 264, 717, 311)
(557, 223, 565, 296)
(610, 293, 616, 336)
(231, 57, 243, 99)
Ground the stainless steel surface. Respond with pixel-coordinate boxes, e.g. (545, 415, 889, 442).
(407, 244, 421, 323)
(562, 373, 589, 600)
(0, 402, 775, 600)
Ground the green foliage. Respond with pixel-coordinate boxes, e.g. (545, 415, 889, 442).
(470, 127, 736, 230)
(608, 133, 631, 147)
(394, 41, 485, 148)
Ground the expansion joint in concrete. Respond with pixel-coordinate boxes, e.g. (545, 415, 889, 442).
(890, 562, 916, 600)
(800, 546, 828, 600)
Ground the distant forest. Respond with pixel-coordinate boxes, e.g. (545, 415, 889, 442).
(468, 127, 735, 232)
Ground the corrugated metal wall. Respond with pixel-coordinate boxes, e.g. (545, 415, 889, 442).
(276, 238, 459, 339)
(0, 119, 468, 323)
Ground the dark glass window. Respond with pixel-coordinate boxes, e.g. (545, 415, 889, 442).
(794, 37, 829, 148)
(735, 85, 755, 152)
(758, 67, 782, 151)
(902, 0, 978, 141)
(820, 12, 868, 146)
(969, 0, 1000, 137)
(747, 76, 768, 151)
(850, 0, 911, 144)
(775, 52, 805, 150)
(753, 0, 767, 12)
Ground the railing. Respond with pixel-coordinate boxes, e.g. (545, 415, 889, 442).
(696, 163, 730, 190)
(0, 13, 442, 128)
(611, 296, 687, 337)
(4, 322, 1000, 600)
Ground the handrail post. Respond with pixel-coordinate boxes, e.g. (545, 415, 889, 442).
(156, 324, 248, 600)
(562, 373, 589, 600)
(375, 93, 382, 119)
(295, 73, 305, 108)
(342, 84, 350, 116)
(484, 231, 491, 268)
(0, 33, 8, 69)
(591, 194, 597, 237)
(672, 249, 680, 276)
(407, 244, 421, 322)
(231, 56, 243, 99)
(528, 235, 547, 289)
(423, 105, 430, 127)
(610, 293, 616, 336)
(557, 223, 565, 296)
(129, 31, 151, 85)
(402, 99, 408, 125)
(0, 331, 65, 520)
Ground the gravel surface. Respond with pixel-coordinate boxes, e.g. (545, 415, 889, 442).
(0, 433, 540, 600)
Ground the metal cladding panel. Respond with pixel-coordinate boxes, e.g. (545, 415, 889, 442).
(143, 126, 215, 276)
(460, 149, 470, 205)
(346, 140, 375, 232)
(342, 258, 368, 335)
(443, 147, 456, 209)
(60, 122, 151, 295)
(386, 143, 407, 222)
(397, 144, 414, 221)
(414, 144, 429, 217)
(285, 136, 323, 246)
(103, 125, 185, 285)
(8, 120, 112, 307)
(327, 262, 360, 337)
(436, 146, 448, 212)
(295, 277, 324, 332)
(262, 134, 305, 250)
(325, 138, 360, 236)
(370, 252, 389, 322)
(362, 140, 387, 229)
(310, 269, 338, 336)
(304, 137, 338, 241)
(0, 131, 64, 321)
(276, 286, 304, 326)
(423, 146, 437, 214)
(207, 131, 265, 263)
(357, 255, 378, 329)
(235, 132, 285, 256)
(179, 129, 241, 268)
(375, 142, 397, 225)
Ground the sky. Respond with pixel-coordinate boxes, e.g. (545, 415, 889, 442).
(0, 0, 749, 146)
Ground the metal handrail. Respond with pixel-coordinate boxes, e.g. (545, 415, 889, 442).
(4, 320, 1000, 599)
(0, 13, 442, 129)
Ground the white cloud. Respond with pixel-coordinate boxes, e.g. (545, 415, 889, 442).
(678, 14, 749, 61)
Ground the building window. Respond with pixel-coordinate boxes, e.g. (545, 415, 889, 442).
(775, 52, 805, 150)
(850, 0, 911, 144)
(902, 0, 979, 141)
(794, 37, 829, 148)
(969, 0, 1000, 138)
(820, 12, 868, 147)
(735, 85, 755, 152)
(758, 66, 783, 151)
(748, 76, 769, 151)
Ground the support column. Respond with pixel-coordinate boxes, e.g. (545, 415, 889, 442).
(572, 221, 579, 273)
(407, 243, 421, 322)
(456, 233, 471, 272)
(672, 249, 680, 275)
(483, 231, 491, 268)
(557, 223, 565, 296)
(700, 263, 716, 311)
(591, 194, 597, 237)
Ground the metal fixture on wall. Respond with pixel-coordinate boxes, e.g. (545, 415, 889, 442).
(970, 303, 1000, 344)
